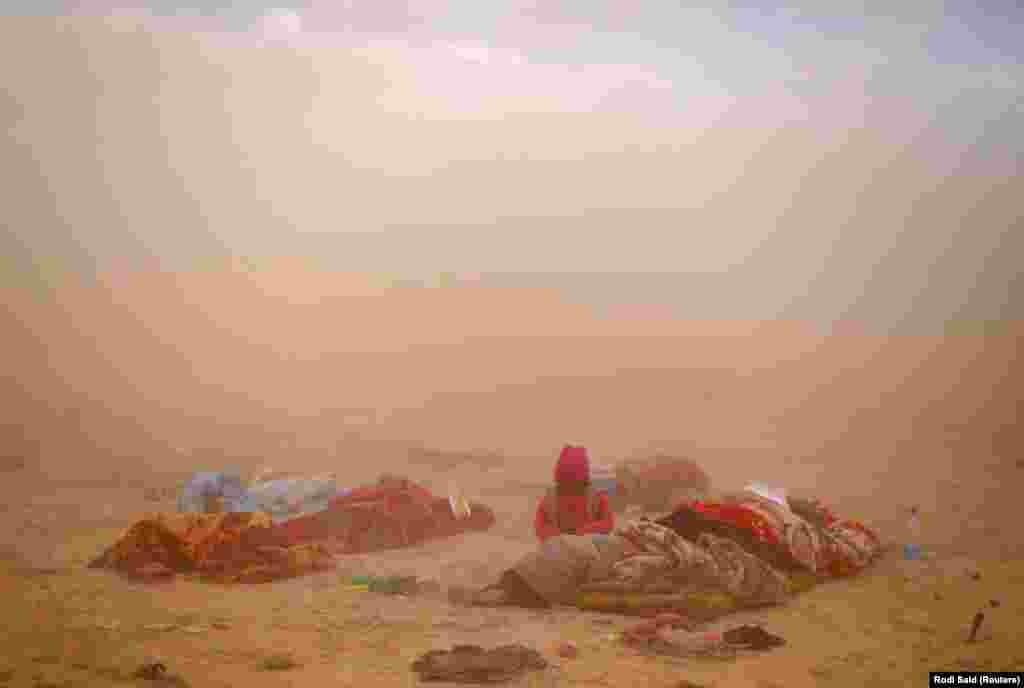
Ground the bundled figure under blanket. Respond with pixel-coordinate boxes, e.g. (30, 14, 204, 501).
(454, 487, 881, 618)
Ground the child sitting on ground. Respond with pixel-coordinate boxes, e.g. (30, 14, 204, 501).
(534, 445, 615, 542)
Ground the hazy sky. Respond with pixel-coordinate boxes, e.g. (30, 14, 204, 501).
(2, 2, 1021, 328)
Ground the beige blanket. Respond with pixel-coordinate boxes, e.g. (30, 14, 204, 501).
(512, 534, 632, 604)
(512, 521, 790, 608)
(611, 520, 791, 606)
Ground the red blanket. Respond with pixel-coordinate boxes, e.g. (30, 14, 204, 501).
(690, 501, 783, 547)
(260, 480, 496, 553)
(688, 497, 881, 578)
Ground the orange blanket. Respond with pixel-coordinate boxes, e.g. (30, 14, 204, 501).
(88, 511, 335, 583)
(90, 478, 497, 583)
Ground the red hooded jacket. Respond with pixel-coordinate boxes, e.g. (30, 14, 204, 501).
(534, 489, 614, 542)
(534, 445, 614, 541)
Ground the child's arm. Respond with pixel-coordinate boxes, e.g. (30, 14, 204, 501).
(579, 492, 615, 535)
(534, 497, 562, 542)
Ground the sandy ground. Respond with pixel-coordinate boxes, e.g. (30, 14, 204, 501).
(2, 280, 1022, 686)
(1, 465, 1022, 688)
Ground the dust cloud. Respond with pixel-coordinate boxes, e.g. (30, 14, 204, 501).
(1, 15, 1021, 564)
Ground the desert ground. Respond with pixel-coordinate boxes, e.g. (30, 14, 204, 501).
(2, 274, 1021, 687)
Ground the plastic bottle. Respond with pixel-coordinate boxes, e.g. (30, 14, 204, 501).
(369, 576, 403, 594)
(904, 506, 922, 560)
(344, 575, 371, 592)
(345, 575, 418, 594)
(448, 480, 472, 520)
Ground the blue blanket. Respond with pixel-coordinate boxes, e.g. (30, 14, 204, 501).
(178, 472, 350, 523)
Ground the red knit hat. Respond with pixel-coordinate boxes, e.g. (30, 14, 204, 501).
(555, 445, 591, 482)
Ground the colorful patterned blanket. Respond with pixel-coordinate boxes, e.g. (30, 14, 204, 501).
(87, 511, 335, 583)
(510, 496, 881, 618)
(688, 495, 881, 578)
(90, 477, 498, 583)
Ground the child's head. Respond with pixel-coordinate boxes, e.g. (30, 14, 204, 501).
(910, 505, 919, 515)
(555, 445, 591, 484)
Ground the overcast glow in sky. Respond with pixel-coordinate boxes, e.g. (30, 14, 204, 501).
(2, 2, 1021, 327)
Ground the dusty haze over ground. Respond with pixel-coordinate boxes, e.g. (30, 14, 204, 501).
(2, 5, 1022, 568)
(5, 271, 1022, 560)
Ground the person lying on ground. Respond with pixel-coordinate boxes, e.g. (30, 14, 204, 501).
(456, 495, 880, 612)
(454, 521, 791, 612)
(534, 445, 615, 542)
(452, 532, 635, 608)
